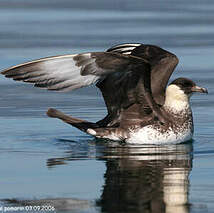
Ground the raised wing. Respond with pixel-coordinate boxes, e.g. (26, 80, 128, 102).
(107, 43, 179, 105)
(2, 51, 162, 126)
(1, 54, 99, 91)
(1, 46, 173, 127)
(1, 52, 148, 92)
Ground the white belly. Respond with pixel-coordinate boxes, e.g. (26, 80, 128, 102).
(126, 124, 193, 145)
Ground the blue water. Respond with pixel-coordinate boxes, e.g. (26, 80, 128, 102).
(0, 1, 214, 212)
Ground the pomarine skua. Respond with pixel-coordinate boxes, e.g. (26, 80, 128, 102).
(1, 43, 208, 144)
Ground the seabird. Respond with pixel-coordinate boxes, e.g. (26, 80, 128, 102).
(1, 43, 208, 144)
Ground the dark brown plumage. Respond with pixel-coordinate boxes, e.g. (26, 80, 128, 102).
(1, 43, 207, 143)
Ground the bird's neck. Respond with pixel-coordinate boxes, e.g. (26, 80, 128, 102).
(163, 85, 191, 114)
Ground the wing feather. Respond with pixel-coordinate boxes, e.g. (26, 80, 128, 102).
(107, 43, 141, 54)
(1, 54, 100, 91)
(1, 44, 178, 127)
(107, 43, 179, 105)
(1, 51, 150, 93)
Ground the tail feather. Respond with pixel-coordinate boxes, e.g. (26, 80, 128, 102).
(46, 108, 99, 132)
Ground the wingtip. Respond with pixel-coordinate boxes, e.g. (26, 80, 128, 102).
(1, 64, 20, 76)
(1, 69, 7, 75)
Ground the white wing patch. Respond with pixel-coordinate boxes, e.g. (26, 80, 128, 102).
(110, 43, 141, 48)
(107, 43, 141, 55)
(2, 53, 99, 92)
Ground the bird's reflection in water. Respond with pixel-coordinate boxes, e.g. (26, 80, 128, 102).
(48, 139, 193, 213)
(97, 141, 193, 213)
(3, 139, 193, 213)
(46, 139, 193, 213)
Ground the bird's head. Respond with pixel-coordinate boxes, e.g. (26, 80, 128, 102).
(169, 77, 208, 97)
(164, 77, 208, 112)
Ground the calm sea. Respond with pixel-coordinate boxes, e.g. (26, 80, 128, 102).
(0, 1, 214, 212)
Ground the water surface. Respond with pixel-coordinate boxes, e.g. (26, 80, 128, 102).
(0, 1, 214, 212)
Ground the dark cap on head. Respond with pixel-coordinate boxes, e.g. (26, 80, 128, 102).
(170, 77, 208, 94)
